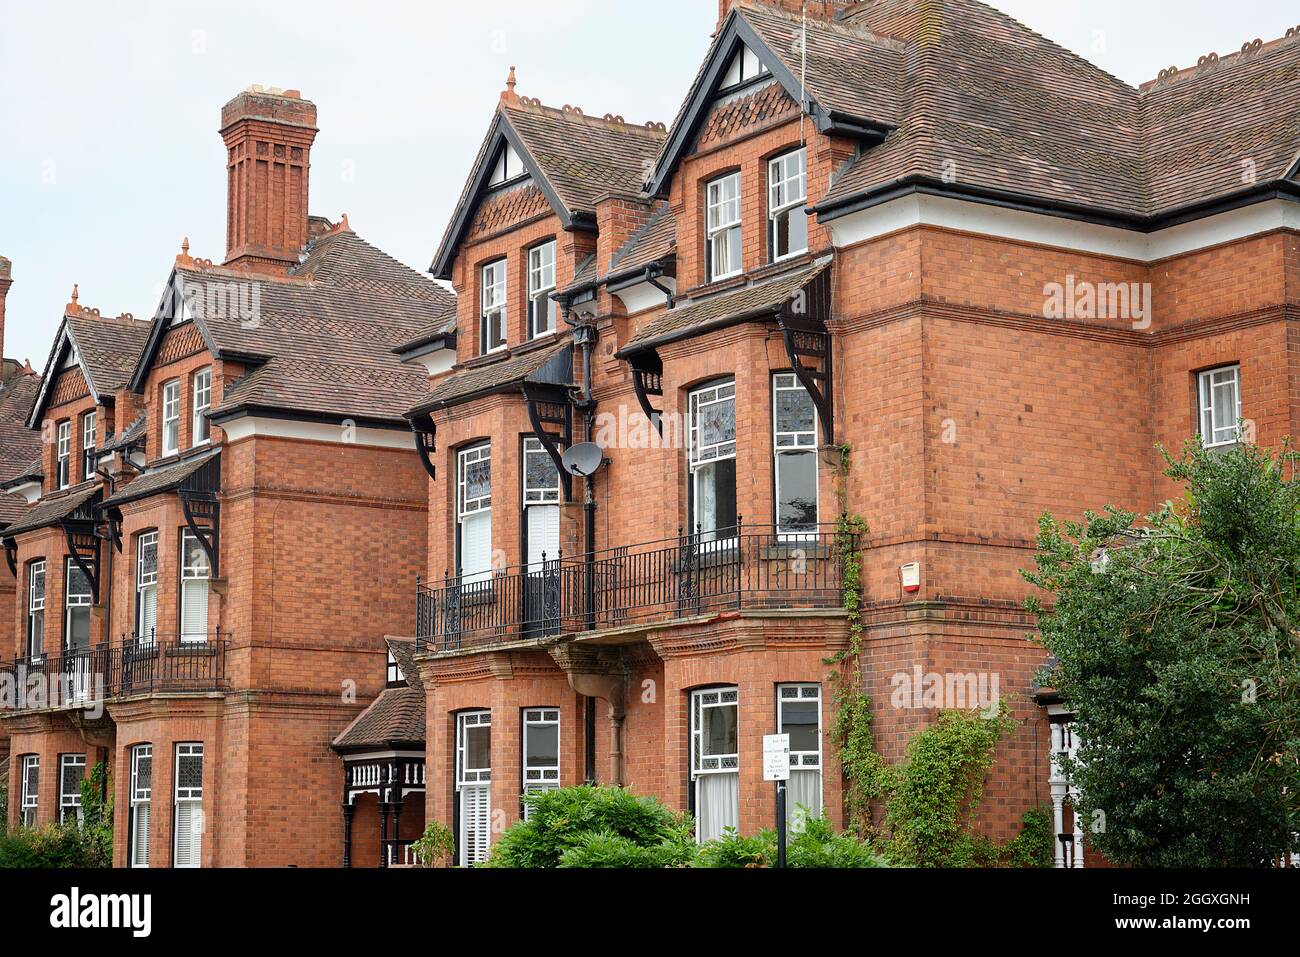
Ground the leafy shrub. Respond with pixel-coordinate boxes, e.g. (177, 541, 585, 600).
(411, 820, 455, 868)
(0, 761, 113, 868)
(1000, 805, 1053, 868)
(695, 816, 892, 868)
(557, 828, 696, 869)
(487, 785, 693, 868)
(694, 828, 773, 868)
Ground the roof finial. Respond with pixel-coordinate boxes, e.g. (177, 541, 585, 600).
(182, 236, 190, 256)
(501, 65, 520, 105)
(71, 283, 78, 305)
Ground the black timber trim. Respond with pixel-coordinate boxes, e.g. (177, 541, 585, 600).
(3, 537, 16, 578)
(777, 266, 834, 445)
(523, 382, 574, 502)
(645, 9, 891, 198)
(61, 520, 100, 605)
(430, 113, 592, 280)
(26, 322, 84, 430)
(105, 506, 124, 554)
(128, 272, 223, 393)
(627, 349, 665, 437)
(410, 413, 438, 481)
(814, 173, 1300, 234)
(178, 455, 222, 578)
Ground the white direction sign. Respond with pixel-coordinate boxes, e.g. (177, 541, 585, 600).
(763, 733, 791, 782)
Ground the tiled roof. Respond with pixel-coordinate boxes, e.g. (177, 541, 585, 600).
(331, 640, 425, 751)
(409, 340, 572, 415)
(393, 304, 458, 356)
(0, 371, 41, 527)
(101, 410, 147, 453)
(608, 202, 677, 280)
(172, 228, 455, 426)
(65, 315, 152, 397)
(101, 450, 218, 508)
(2, 484, 100, 538)
(619, 260, 829, 354)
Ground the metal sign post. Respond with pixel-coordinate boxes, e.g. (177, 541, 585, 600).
(763, 733, 791, 868)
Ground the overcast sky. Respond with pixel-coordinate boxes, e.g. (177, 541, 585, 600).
(1, 0, 1295, 366)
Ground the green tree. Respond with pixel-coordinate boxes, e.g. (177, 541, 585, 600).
(1024, 440, 1300, 866)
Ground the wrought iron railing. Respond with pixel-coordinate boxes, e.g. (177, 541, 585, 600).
(0, 629, 231, 712)
(417, 521, 851, 652)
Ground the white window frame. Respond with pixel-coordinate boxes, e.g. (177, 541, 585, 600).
(457, 443, 493, 584)
(56, 420, 71, 489)
(456, 710, 492, 866)
(173, 743, 204, 868)
(480, 260, 508, 355)
(522, 707, 560, 816)
(527, 242, 557, 340)
(161, 379, 181, 456)
(387, 648, 404, 686)
(27, 560, 45, 661)
(64, 557, 92, 649)
(773, 373, 820, 539)
(522, 437, 561, 507)
(489, 143, 524, 187)
(192, 368, 212, 446)
(721, 44, 768, 88)
(136, 531, 158, 643)
(81, 410, 97, 482)
(690, 686, 740, 843)
(706, 173, 743, 282)
(20, 755, 39, 827)
(129, 744, 152, 868)
(768, 149, 808, 262)
(59, 753, 86, 825)
(777, 683, 823, 827)
(688, 381, 738, 544)
(180, 530, 211, 644)
(1198, 365, 1242, 448)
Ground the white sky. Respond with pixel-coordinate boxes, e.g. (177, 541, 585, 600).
(1, 0, 1296, 366)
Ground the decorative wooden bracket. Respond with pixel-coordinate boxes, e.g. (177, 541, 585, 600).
(180, 491, 220, 579)
(104, 505, 124, 554)
(3, 537, 16, 578)
(61, 519, 101, 604)
(523, 383, 574, 501)
(410, 413, 438, 481)
(627, 349, 665, 436)
(778, 266, 834, 445)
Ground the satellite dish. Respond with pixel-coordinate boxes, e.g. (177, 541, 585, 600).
(562, 442, 604, 477)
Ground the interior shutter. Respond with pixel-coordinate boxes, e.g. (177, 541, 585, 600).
(174, 801, 201, 867)
(139, 585, 157, 642)
(181, 580, 209, 643)
(460, 511, 493, 584)
(526, 505, 560, 567)
(132, 804, 150, 867)
(460, 784, 491, 865)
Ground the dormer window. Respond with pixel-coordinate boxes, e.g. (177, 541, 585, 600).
(162, 379, 181, 456)
(387, 649, 405, 686)
(721, 44, 768, 90)
(488, 144, 524, 187)
(481, 260, 508, 354)
(528, 241, 557, 339)
(55, 420, 71, 489)
(769, 149, 808, 262)
(706, 173, 743, 282)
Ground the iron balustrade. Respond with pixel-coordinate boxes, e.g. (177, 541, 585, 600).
(416, 521, 852, 652)
(0, 629, 231, 711)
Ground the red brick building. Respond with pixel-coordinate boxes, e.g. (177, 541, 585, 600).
(402, 0, 1300, 867)
(0, 87, 451, 866)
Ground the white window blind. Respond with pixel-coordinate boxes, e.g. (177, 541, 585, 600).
(136, 531, 158, 642)
(174, 743, 204, 868)
(456, 710, 492, 865)
(523, 437, 561, 568)
(130, 745, 152, 867)
(691, 687, 739, 842)
(180, 531, 210, 643)
(458, 444, 493, 584)
(778, 684, 823, 831)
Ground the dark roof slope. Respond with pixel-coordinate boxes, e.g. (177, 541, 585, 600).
(163, 228, 455, 426)
(609, 203, 677, 280)
(410, 340, 572, 415)
(0, 370, 41, 526)
(101, 450, 218, 508)
(331, 639, 425, 751)
(2, 484, 100, 538)
(65, 314, 152, 397)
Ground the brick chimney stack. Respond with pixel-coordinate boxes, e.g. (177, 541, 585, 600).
(0, 256, 11, 361)
(717, 0, 850, 28)
(220, 86, 318, 271)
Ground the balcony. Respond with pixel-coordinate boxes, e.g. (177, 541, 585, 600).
(416, 522, 852, 653)
(0, 631, 231, 713)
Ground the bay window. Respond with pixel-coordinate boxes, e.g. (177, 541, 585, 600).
(136, 531, 158, 643)
(773, 374, 819, 538)
(457, 444, 493, 585)
(769, 148, 808, 261)
(522, 707, 560, 817)
(691, 687, 739, 842)
(180, 530, 211, 643)
(55, 420, 71, 488)
(480, 260, 507, 354)
(706, 172, 742, 282)
(777, 684, 823, 830)
(174, 743, 204, 868)
(522, 437, 560, 568)
(456, 710, 492, 865)
(1198, 365, 1242, 448)
(81, 410, 97, 482)
(27, 560, 45, 660)
(59, 753, 86, 825)
(64, 559, 92, 652)
(192, 367, 212, 445)
(129, 744, 152, 867)
(527, 241, 557, 339)
(20, 755, 39, 827)
(688, 381, 737, 543)
(161, 379, 180, 456)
